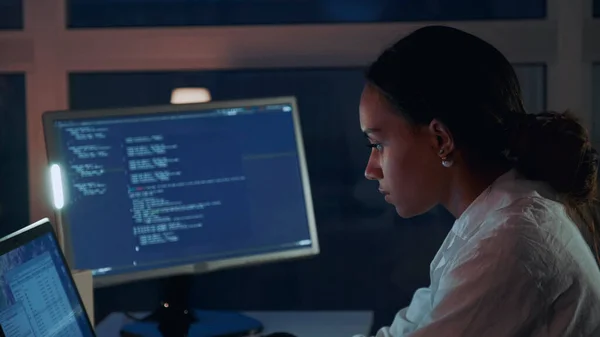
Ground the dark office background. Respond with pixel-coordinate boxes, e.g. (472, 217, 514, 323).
(0, 0, 574, 333)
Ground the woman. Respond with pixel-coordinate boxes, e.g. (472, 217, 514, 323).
(358, 26, 600, 336)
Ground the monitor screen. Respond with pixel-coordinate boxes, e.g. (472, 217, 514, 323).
(0, 229, 94, 337)
(44, 97, 318, 285)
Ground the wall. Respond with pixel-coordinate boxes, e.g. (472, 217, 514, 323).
(0, 74, 29, 236)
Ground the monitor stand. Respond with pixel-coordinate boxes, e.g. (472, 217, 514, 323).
(119, 275, 264, 337)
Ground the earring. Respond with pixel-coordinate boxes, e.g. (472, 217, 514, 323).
(442, 158, 454, 168)
(439, 149, 453, 168)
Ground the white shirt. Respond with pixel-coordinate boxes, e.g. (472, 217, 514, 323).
(359, 170, 600, 337)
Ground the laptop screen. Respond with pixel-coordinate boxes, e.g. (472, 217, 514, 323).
(0, 230, 94, 336)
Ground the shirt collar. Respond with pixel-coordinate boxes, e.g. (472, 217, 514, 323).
(450, 169, 552, 240)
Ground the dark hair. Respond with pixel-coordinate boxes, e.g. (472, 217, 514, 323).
(366, 25, 600, 261)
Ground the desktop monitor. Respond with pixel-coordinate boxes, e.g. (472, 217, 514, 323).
(42, 97, 318, 287)
(43, 97, 318, 336)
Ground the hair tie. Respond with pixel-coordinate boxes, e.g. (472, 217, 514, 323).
(505, 112, 536, 129)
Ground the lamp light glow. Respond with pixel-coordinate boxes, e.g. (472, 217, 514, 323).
(50, 164, 65, 210)
(171, 88, 211, 104)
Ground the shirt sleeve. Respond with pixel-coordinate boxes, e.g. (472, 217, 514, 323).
(353, 287, 433, 337)
(404, 223, 545, 337)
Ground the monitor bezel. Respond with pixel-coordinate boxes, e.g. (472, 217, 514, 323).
(42, 96, 319, 287)
(0, 218, 97, 335)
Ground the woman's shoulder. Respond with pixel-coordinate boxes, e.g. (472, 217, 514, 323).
(490, 195, 571, 238)
(477, 195, 588, 274)
(449, 196, 560, 267)
(479, 195, 571, 244)
(488, 194, 571, 226)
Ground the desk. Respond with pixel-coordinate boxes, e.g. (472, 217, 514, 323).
(96, 311, 373, 337)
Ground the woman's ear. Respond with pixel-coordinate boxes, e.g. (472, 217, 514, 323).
(429, 119, 455, 156)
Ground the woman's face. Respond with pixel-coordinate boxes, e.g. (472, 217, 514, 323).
(359, 84, 451, 218)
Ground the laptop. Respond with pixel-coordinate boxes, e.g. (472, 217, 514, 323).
(0, 218, 95, 337)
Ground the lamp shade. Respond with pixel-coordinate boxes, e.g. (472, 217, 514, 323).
(171, 87, 212, 104)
